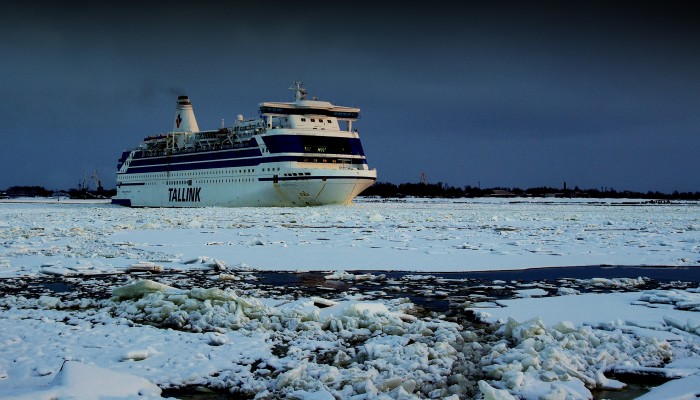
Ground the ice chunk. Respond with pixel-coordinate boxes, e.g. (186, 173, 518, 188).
(478, 380, 516, 400)
(207, 332, 229, 346)
(121, 349, 151, 361)
(287, 389, 335, 400)
(504, 317, 546, 340)
(112, 279, 178, 300)
(369, 213, 384, 222)
(663, 315, 686, 331)
(213, 259, 228, 271)
(334, 302, 390, 319)
(514, 288, 548, 298)
(276, 363, 307, 390)
(128, 262, 163, 273)
(41, 266, 76, 276)
(37, 296, 63, 309)
(557, 287, 579, 296)
(217, 273, 240, 281)
(310, 296, 337, 308)
(552, 321, 576, 334)
(324, 270, 355, 280)
(189, 287, 237, 301)
(502, 370, 524, 389)
(324, 270, 385, 281)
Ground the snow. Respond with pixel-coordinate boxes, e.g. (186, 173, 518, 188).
(483, 291, 699, 328)
(1, 197, 698, 276)
(4, 361, 162, 400)
(473, 289, 700, 399)
(0, 198, 698, 399)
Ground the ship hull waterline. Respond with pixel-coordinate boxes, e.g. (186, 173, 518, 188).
(112, 172, 376, 207)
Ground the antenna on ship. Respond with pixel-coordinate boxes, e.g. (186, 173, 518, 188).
(289, 80, 307, 101)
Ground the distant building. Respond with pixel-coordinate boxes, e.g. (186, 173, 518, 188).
(487, 189, 516, 198)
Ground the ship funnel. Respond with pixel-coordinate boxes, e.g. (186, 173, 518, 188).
(172, 95, 199, 133)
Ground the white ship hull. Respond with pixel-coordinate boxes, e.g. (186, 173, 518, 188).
(114, 167, 376, 207)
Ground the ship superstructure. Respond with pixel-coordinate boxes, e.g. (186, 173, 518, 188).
(112, 82, 376, 207)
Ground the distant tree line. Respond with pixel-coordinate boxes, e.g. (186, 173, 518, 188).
(2, 183, 698, 201)
(2, 186, 53, 197)
(2, 185, 116, 199)
(360, 182, 700, 200)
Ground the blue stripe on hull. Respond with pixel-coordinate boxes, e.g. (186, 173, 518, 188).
(121, 155, 368, 175)
(111, 198, 132, 207)
(125, 158, 262, 173)
(130, 147, 261, 167)
(258, 176, 376, 182)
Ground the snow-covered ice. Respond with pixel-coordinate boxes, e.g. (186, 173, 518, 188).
(0, 198, 698, 399)
(1, 197, 698, 276)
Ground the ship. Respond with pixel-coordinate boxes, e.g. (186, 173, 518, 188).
(112, 82, 377, 207)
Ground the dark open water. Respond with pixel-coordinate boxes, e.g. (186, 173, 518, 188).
(259, 265, 700, 285)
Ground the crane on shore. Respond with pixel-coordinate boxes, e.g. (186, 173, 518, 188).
(90, 170, 103, 192)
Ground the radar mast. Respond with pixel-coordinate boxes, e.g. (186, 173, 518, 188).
(289, 81, 307, 101)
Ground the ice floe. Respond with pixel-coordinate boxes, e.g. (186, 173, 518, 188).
(1, 198, 698, 275)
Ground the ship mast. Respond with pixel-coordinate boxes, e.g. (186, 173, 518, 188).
(289, 80, 307, 101)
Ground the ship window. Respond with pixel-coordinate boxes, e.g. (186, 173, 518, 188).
(310, 119, 315, 122)
(301, 118, 306, 122)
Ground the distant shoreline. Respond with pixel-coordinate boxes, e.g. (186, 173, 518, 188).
(0, 197, 697, 206)
(3, 183, 700, 202)
(0, 198, 111, 204)
(360, 182, 700, 201)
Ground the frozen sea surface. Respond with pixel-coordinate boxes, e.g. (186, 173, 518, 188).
(0, 197, 698, 276)
(0, 198, 699, 399)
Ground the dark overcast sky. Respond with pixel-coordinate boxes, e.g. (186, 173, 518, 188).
(1, 1, 699, 193)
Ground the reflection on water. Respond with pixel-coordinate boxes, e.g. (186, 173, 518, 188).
(593, 382, 654, 400)
(161, 386, 247, 399)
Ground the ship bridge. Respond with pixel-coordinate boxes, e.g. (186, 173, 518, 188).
(259, 101, 359, 120)
(259, 81, 360, 131)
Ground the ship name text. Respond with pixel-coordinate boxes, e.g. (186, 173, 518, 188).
(168, 187, 201, 202)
